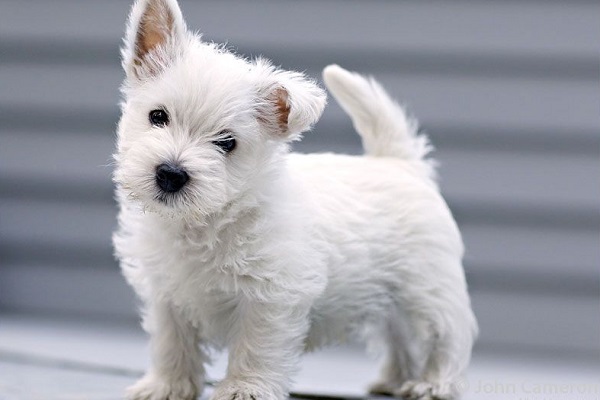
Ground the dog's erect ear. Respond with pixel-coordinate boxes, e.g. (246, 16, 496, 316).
(255, 61, 327, 140)
(122, 0, 186, 81)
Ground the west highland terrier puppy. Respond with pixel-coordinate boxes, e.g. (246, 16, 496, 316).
(113, 1, 478, 399)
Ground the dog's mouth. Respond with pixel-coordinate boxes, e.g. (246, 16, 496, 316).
(153, 190, 184, 207)
(115, 169, 226, 218)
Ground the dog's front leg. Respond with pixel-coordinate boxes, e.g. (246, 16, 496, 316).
(211, 299, 310, 400)
(127, 300, 205, 400)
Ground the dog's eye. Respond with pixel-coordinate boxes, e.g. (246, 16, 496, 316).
(213, 132, 236, 153)
(149, 109, 169, 127)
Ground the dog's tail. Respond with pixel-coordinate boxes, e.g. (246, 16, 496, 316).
(322, 64, 436, 178)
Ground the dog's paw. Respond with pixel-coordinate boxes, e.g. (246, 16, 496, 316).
(126, 373, 199, 400)
(395, 380, 456, 400)
(209, 380, 280, 400)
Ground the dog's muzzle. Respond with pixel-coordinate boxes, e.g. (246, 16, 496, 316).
(156, 163, 189, 193)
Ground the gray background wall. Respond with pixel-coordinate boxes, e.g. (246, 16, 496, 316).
(1, 0, 598, 358)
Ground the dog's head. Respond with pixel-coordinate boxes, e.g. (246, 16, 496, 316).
(114, 0, 326, 217)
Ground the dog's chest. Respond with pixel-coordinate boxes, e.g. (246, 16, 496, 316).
(145, 218, 262, 331)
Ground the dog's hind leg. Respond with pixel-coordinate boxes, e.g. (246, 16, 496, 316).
(392, 283, 477, 400)
(369, 308, 422, 396)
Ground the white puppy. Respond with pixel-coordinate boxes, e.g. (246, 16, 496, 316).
(113, 1, 478, 399)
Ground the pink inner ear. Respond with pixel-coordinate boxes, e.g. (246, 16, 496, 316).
(272, 87, 290, 130)
(133, 1, 175, 75)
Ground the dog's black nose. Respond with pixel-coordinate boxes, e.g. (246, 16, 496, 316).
(156, 164, 189, 193)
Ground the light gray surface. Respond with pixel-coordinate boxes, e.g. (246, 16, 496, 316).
(0, 315, 599, 400)
(0, 0, 599, 359)
(0, 361, 135, 400)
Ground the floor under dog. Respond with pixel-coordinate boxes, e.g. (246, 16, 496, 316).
(1, 313, 598, 400)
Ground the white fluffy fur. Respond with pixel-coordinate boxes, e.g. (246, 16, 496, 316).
(114, 1, 478, 400)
